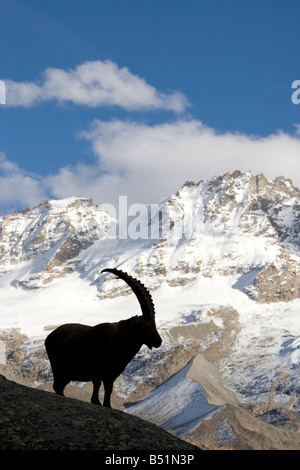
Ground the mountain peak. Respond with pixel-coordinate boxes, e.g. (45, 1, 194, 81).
(0, 196, 111, 288)
(0, 171, 299, 299)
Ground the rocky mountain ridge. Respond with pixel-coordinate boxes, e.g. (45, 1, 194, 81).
(94, 170, 300, 303)
(0, 171, 299, 301)
(0, 197, 111, 288)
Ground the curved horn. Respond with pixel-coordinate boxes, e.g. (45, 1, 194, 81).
(101, 268, 156, 321)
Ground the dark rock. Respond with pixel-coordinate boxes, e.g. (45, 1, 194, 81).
(0, 375, 199, 451)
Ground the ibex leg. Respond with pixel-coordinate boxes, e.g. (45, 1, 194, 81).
(91, 379, 102, 406)
(103, 380, 113, 408)
(53, 375, 69, 396)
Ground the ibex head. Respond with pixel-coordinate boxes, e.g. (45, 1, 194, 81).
(101, 268, 162, 349)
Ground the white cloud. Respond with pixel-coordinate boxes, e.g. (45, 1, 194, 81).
(5, 60, 189, 112)
(2, 54, 300, 213)
(0, 153, 46, 211)
(294, 124, 300, 135)
(46, 119, 300, 208)
(1, 119, 300, 215)
(5, 81, 42, 108)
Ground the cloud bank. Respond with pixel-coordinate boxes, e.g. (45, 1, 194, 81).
(0, 153, 46, 211)
(46, 119, 300, 208)
(5, 60, 189, 112)
(1, 119, 300, 214)
(1, 60, 300, 214)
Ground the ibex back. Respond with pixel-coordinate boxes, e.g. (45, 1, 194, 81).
(45, 268, 162, 407)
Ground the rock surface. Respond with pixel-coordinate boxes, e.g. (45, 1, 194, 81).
(0, 375, 198, 451)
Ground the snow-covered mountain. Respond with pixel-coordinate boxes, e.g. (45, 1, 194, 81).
(1, 171, 300, 449)
(0, 197, 111, 288)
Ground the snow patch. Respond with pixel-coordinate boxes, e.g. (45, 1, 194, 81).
(126, 358, 220, 437)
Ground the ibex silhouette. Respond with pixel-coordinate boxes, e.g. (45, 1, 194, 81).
(45, 268, 162, 407)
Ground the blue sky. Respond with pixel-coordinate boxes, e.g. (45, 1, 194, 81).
(0, 0, 300, 214)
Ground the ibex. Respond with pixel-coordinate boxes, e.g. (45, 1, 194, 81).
(45, 268, 162, 407)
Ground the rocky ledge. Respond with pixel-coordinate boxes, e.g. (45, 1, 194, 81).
(0, 375, 199, 451)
